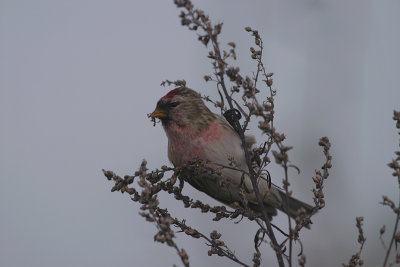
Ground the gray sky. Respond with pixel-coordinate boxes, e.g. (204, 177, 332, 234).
(1, 0, 400, 266)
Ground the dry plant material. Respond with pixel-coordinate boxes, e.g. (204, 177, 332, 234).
(343, 217, 366, 267)
(380, 110, 400, 267)
(103, 1, 334, 266)
(344, 110, 400, 267)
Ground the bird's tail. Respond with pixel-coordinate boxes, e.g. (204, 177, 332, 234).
(248, 185, 314, 221)
(275, 190, 314, 220)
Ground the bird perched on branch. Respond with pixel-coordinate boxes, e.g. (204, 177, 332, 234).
(150, 86, 312, 219)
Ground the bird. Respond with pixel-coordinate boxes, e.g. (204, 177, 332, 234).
(150, 86, 313, 220)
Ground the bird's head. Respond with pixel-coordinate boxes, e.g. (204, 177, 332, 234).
(150, 87, 215, 132)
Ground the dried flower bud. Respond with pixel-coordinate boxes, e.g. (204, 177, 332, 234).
(161, 165, 169, 170)
(215, 240, 225, 246)
(395, 232, 400, 242)
(104, 169, 116, 178)
(126, 188, 136, 195)
(298, 255, 306, 266)
(227, 42, 236, 48)
(210, 230, 222, 240)
(380, 225, 386, 234)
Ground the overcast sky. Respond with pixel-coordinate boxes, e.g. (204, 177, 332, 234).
(1, 0, 400, 266)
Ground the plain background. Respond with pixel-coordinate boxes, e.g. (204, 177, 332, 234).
(1, 0, 400, 266)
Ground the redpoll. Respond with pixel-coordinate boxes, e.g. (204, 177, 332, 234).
(151, 87, 312, 219)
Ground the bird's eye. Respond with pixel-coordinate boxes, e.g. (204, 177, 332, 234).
(169, 102, 180, 108)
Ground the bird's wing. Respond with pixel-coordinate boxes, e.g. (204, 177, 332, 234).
(200, 115, 287, 209)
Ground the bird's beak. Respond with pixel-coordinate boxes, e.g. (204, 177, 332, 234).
(150, 108, 167, 119)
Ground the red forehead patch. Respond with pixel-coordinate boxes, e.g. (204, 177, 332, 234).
(162, 88, 180, 99)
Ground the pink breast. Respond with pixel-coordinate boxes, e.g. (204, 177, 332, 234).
(201, 121, 220, 143)
(169, 120, 222, 165)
